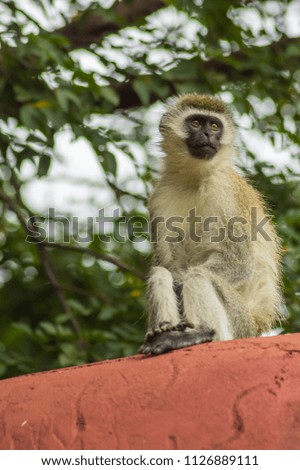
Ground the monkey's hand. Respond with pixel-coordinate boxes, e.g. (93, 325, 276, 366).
(140, 326, 215, 355)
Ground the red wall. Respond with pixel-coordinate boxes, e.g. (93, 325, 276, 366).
(0, 334, 300, 449)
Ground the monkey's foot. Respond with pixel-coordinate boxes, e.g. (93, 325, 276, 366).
(140, 326, 215, 355)
(145, 321, 178, 341)
(145, 319, 195, 341)
(173, 319, 195, 331)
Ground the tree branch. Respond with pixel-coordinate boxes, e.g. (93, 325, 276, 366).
(60, 283, 112, 304)
(46, 242, 146, 281)
(0, 185, 146, 281)
(58, 0, 165, 49)
(37, 243, 82, 338)
(105, 176, 147, 203)
(0, 187, 83, 338)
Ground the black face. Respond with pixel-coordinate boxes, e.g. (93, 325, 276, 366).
(184, 113, 223, 160)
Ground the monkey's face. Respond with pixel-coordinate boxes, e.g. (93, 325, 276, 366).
(184, 114, 223, 160)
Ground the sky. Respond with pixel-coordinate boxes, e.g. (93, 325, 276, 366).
(2, 0, 300, 221)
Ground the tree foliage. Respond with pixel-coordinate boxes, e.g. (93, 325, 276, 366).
(0, 0, 299, 378)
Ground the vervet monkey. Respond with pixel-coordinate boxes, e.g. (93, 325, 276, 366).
(140, 93, 282, 355)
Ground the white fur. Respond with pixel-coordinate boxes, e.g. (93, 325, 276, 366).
(148, 266, 179, 327)
(183, 266, 233, 340)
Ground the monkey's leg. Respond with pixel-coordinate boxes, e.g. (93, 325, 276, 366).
(182, 266, 256, 340)
(140, 267, 198, 355)
(143, 266, 181, 340)
(181, 266, 234, 342)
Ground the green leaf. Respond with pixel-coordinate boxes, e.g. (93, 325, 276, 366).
(12, 322, 32, 335)
(19, 105, 41, 129)
(98, 306, 116, 321)
(101, 149, 117, 176)
(55, 313, 73, 324)
(66, 299, 91, 316)
(0, 364, 8, 377)
(132, 79, 151, 105)
(37, 154, 51, 177)
(39, 322, 57, 335)
(15, 147, 38, 169)
(55, 88, 81, 113)
(100, 87, 120, 106)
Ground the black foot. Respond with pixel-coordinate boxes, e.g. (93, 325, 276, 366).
(145, 321, 176, 340)
(140, 326, 215, 355)
(145, 319, 195, 341)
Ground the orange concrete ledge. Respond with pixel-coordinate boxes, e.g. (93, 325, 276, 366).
(0, 334, 300, 450)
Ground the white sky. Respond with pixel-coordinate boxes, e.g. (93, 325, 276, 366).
(2, 0, 299, 220)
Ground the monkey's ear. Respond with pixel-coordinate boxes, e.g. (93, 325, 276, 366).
(159, 112, 171, 134)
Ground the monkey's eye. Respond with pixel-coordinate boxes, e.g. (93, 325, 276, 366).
(191, 120, 200, 128)
(211, 123, 219, 130)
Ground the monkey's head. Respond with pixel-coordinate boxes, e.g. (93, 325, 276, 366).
(159, 94, 236, 163)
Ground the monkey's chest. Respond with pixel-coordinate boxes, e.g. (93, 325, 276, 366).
(158, 202, 226, 268)
(151, 183, 240, 270)
(167, 221, 221, 267)
(158, 190, 226, 238)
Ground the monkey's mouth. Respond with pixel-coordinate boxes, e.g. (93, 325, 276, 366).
(188, 144, 217, 160)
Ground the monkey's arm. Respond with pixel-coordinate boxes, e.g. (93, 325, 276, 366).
(144, 266, 181, 339)
(150, 210, 174, 268)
